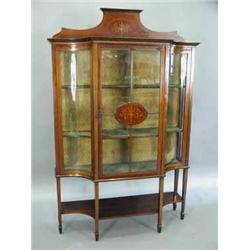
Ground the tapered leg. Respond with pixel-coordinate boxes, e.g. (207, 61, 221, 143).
(157, 177, 164, 233)
(181, 168, 188, 220)
(173, 169, 179, 210)
(94, 182, 99, 241)
(56, 177, 62, 234)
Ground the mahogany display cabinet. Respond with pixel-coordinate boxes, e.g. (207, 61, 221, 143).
(48, 8, 199, 241)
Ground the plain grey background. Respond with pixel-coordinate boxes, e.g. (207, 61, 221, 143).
(32, 0, 217, 249)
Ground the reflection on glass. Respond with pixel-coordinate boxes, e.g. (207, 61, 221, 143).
(60, 50, 91, 86)
(180, 53, 188, 86)
(70, 53, 77, 101)
(60, 49, 92, 172)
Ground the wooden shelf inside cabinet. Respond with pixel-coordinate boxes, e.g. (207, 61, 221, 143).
(61, 192, 182, 219)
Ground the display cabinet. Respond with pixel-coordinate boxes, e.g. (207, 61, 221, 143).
(48, 8, 199, 241)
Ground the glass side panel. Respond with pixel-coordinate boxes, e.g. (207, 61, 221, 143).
(60, 49, 92, 172)
(61, 88, 91, 131)
(60, 50, 91, 86)
(166, 47, 189, 164)
(170, 50, 181, 86)
(64, 137, 91, 171)
(167, 88, 180, 128)
(101, 48, 161, 176)
(169, 48, 188, 86)
(165, 132, 178, 163)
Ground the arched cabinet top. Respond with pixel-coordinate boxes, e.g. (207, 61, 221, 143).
(48, 8, 199, 46)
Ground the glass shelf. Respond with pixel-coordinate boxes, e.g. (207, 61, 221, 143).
(64, 127, 182, 139)
(61, 83, 185, 90)
(167, 127, 183, 133)
(102, 84, 160, 89)
(61, 84, 90, 89)
(61, 84, 161, 89)
(102, 128, 158, 139)
(168, 84, 186, 88)
(64, 131, 91, 137)
(64, 164, 91, 172)
(166, 159, 179, 164)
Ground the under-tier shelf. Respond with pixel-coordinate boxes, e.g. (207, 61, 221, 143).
(61, 192, 182, 219)
(63, 127, 182, 139)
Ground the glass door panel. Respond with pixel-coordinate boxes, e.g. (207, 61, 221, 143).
(101, 47, 161, 176)
(133, 50, 160, 87)
(102, 138, 129, 174)
(101, 49, 130, 86)
(60, 49, 92, 172)
(131, 137, 158, 172)
(166, 47, 188, 164)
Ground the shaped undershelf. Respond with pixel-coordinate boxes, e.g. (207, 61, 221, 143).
(61, 192, 182, 219)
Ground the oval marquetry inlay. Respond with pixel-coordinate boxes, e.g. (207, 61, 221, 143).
(115, 102, 148, 126)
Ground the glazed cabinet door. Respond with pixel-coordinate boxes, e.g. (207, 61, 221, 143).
(53, 45, 93, 177)
(98, 45, 166, 178)
(165, 45, 195, 167)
